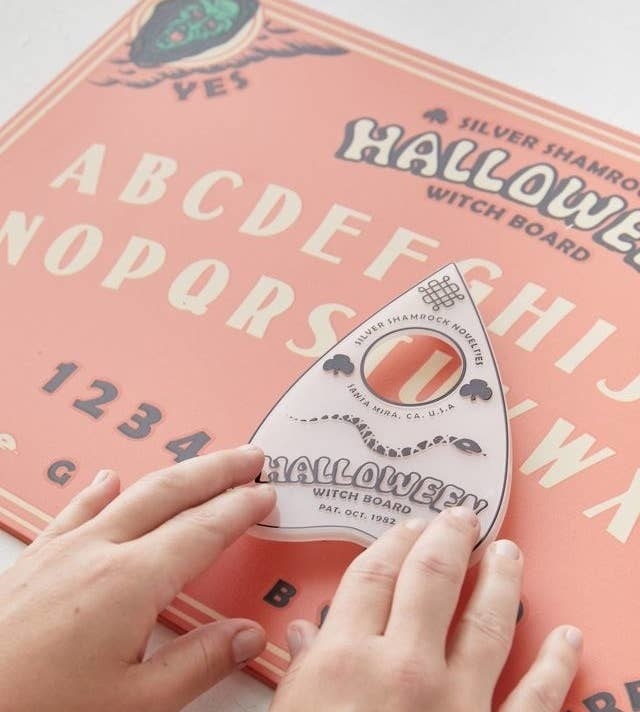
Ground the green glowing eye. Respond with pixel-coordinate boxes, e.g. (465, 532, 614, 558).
(130, 0, 259, 68)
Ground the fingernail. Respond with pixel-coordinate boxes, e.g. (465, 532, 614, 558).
(405, 517, 428, 532)
(564, 626, 583, 650)
(232, 628, 265, 665)
(287, 625, 302, 657)
(238, 443, 263, 454)
(92, 469, 114, 485)
(448, 506, 479, 527)
(494, 539, 520, 560)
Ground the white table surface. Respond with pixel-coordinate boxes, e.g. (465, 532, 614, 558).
(1, 2, 639, 710)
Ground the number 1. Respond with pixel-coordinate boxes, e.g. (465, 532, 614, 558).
(42, 362, 79, 393)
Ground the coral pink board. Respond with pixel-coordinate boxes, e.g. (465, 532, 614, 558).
(0, 1, 638, 707)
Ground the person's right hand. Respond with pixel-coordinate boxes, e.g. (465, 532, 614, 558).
(270, 507, 582, 712)
(0, 446, 275, 712)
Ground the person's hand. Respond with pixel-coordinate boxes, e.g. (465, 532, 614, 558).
(0, 446, 275, 712)
(271, 507, 582, 712)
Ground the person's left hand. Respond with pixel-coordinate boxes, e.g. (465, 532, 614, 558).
(0, 445, 275, 712)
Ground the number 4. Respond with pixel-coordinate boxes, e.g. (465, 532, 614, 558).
(165, 431, 212, 462)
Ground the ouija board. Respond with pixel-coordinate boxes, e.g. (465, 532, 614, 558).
(1, 1, 639, 708)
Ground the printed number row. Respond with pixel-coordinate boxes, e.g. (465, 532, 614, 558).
(42, 362, 212, 464)
(45, 363, 161, 438)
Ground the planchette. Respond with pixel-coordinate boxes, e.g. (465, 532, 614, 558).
(250, 263, 511, 557)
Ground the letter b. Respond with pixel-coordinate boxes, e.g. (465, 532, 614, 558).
(583, 692, 623, 712)
(625, 680, 640, 711)
(263, 579, 297, 608)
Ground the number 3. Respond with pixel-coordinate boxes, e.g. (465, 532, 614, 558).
(117, 403, 162, 439)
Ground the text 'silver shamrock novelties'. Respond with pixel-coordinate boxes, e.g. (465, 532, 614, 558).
(251, 263, 510, 554)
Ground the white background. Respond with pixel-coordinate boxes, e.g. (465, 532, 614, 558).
(1, 2, 638, 710)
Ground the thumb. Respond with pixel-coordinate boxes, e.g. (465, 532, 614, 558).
(136, 619, 266, 710)
(285, 619, 319, 673)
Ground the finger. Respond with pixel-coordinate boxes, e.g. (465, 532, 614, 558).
(34, 470, 121, 544)
(137, 483, 276, 609)
(282, 620, 319, 683)
(287, 619, 319, 660)
(449, 540, 523, 693)
(500, 626, 583, 712)
(91, 446, 264, 542)
(385, 507, 479, 653)
(321, 518, 428, 638)
(135, 619, 266, 711)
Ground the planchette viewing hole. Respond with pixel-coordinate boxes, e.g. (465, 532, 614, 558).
(361, 328, 465, 406)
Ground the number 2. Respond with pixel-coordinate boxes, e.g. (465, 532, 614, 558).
(73, 380, 118, 419)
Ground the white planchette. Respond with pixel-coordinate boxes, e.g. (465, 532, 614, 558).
(250, 263, 510, 557)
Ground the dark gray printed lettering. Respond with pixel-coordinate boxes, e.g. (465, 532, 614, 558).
(337, 117, 639, 273)
(261, 455, 488, 515)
